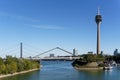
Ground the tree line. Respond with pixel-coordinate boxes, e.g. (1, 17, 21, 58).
(105, 55, 120, 63)
(0, 56, 40, 74)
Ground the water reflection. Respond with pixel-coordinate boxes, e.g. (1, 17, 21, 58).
(75, 69, 104, 80)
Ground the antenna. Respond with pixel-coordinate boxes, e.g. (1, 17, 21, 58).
(97, 7, 100, 15)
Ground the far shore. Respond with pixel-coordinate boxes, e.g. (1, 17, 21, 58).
(0, 68, 40, 79)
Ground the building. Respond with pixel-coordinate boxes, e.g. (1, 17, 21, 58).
(114, 49, 120, 56)
(49, 54, 55, 57)
(95, 8, 102, 55)
(73, 48, 78, 56)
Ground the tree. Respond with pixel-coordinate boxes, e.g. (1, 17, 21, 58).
(83, 54, 96, 62)
(0, 56, 40, 74)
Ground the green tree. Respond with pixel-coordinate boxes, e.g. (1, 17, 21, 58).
(0, 56, 40, 74)
(17, 59, 24, 72)
(83, 54, 96, 62)
(96, 54, 105, 61)
(6, 61, 17, 74)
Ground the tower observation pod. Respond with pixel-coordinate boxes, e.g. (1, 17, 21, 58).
(95, 8, 102, 55)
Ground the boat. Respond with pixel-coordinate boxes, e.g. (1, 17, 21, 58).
(110, 60, 117, 66)
(103, 64, 113, 70)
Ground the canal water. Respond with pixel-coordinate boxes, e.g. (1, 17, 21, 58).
(1, 61, 120, 80)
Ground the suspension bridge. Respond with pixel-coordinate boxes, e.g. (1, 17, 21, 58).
(0, 43, 80, 61)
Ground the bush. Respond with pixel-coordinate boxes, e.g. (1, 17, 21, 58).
(0, 56, 40, 74)
(98, 63, 105, 67)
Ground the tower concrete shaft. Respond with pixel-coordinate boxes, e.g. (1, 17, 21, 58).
(95, 8, 102, 55)
(97, 22, 101, 55)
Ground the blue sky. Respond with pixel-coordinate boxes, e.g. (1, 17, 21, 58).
(0, 0, 120, 57)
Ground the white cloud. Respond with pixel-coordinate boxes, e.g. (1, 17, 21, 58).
(0, 11, 39, 22)
(25, 24, 65, 30)
(0, 11, 65, 30)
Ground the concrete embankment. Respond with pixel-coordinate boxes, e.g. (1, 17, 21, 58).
(0, 68, 40, 78)
(74, 67, 103, 70)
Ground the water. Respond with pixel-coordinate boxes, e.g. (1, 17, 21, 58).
(1, 61, 120, 80)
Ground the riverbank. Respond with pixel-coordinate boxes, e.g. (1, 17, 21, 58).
(72, 61, 104, 70)
(74, 67, 103, 70)
(0, 68, 40, 78)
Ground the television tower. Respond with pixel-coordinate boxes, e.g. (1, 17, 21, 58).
(95, 8, 102, 55)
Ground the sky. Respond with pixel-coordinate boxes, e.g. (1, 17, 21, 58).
(0, 0, 120, 57)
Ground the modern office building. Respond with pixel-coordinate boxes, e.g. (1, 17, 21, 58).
(73, 48, 78, 56)
(114, 49, 120, 56)
(50, 54, 55, 57)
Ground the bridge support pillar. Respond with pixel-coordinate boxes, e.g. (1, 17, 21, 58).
(20, 42, 23, 58)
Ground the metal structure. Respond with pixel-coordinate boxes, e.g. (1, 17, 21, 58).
(33, 47, 73, 58)
(1, 42, 78, 61)
(20, 42, 23, 58)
